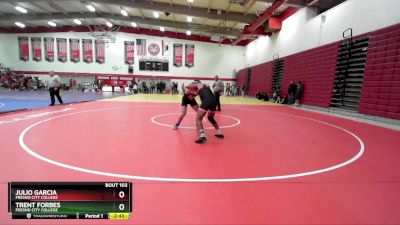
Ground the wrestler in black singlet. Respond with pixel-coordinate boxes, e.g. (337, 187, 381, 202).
(181, 94, 198, 107)
(198, 86, 217, 111)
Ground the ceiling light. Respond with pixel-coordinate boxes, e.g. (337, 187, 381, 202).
(86, 4, 95, 12)
(187, 16, 192, 22)
(121, 9, 128, 16)
(153, 11, 159, 18)
(186, 30, 191, 36)
(73, 19, 81, 25)
(188, 0, 194, 3)
(131, 22, 137, 27)
(48, 21, 57, 27)
(106, 21, 113, 27)
(15, 22, 25, 28)
(14, 6, 27, 14)
(160, 26, 165, 32)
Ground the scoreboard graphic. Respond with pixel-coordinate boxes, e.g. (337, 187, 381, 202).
(8, 182, 132, 220)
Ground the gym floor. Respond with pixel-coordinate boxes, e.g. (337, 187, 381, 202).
(0, 89, 122, 113)
(1, 94, 400, 224)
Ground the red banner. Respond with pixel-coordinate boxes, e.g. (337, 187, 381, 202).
(82, 39, 93, 63)
(185, 44, 194, 68)
(18, 37, 29, 61)
(70, 38, 80, 62)
(96, 75, 134, 86)
(44, 37, 54, 62)
(31, 37, 42, 61)
(57, 38, 67, 62)
(95, 40, 105, 64)
(173, 44, 183, 67)
(96, 76, 135, 81)
(125, 41, 135, 65)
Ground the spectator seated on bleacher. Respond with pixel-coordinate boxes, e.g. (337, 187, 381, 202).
(256, 91, 269, 101)
(256, 91, 263, 100)
(275, 94, 288, 104)
(271, 91, 280, 102)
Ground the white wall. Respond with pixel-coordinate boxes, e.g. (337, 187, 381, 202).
(244, 0, 400, 67)
(0, 32, 244, 79)
(2, 0, 398, 77)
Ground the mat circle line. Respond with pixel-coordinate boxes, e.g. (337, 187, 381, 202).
(18, 106, 365, 183)
(151, 113, 241, 129)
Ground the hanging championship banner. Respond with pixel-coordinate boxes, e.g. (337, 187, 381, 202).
(18, 37, 29, 61)
(173, 44, 183, 67)
(124, 41, 135, 65)
(185, 44, 194, 68)
(57, 38, 67, 62)
(82, 39, 93, 63)
(95, 40, 105, 64)
(31, 37, 42, 61)
(70, 38, 80, 62)
(44, 37, 54, 62)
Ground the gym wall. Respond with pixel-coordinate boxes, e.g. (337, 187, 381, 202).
(244, 0, 400, 68)
(0, 32, 244, 80)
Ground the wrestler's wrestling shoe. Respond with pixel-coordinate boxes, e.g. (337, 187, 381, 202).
(195, 137, 207, 144)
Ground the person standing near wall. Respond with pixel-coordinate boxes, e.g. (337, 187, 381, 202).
(225, 82, 231, 96)
(212, 75, 224, 111)
(48, 71, 63, 106)
(288, 80, 297, 105)
(133, 82, 138, 94)
(294, 82, 304, 107)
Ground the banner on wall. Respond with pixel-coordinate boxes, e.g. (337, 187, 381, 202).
(173, 44, 183, 67)
(18, 37, 29, 61)
(136, 39, 147, 56)
(44, 37, 54, 62)
(185, 44, 194, 68)
(57, 38, 67, 63)
(70, 38, 80, 63)
(82, 39, 93, 63)
(96, 76, 135, 81)
(96, 75, 135, 86)
(124, 41, 135, 65)
(31, 37, 42, 62)
(95, 40, 105, 64)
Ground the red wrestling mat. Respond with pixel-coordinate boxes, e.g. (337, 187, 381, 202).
(1, 101, 400, 224)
